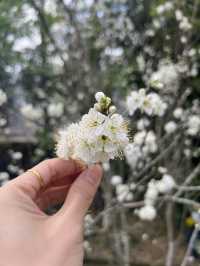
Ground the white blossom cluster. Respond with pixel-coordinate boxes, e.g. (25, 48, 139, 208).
(47, 102, 64, 118)
(175, 10, 192, 31)
(110, 175, 136, 202)
(136, 174, 175, 221)
(0, 89, 7, 106)
(0, 172, 9, 186)
(124, 130, 158, 170)
(126, 89, 167, 117)
(187, 115, 200, 136)
(56, 92, 130, 164)
(150, 62, 179, 92)
(21, 103, 44, 121)
(156, 2, 173, 15)
(164, 121, 177, 134)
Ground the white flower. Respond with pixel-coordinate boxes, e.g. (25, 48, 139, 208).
(145, 131, 158, 153)
(164, 121, 177, 134)
(21, 104, 43, 121)
(0, 172, 9, 181)
(12, 152, 23, 160)
(187, 115, 200, 136)
(116, 184, 132, 202)
(137, 205, 157, 221)
(173, 108, 183, 119)
(56, 94, 129, 164)
(56, 123, 80, 159)
(104, 47, 124, 58)
(126, 192, 134, 201)
(95, 92, 105, 102)
(8, 164, 19, 173)
(103, 162, 110, 171)
(175, 10, 183, 21)
(150, 62, 179, 92)
(137, 118, 150, 130)
(147, 93, 167, 117)
(111, 175, 122, 186)
(156, 2, 173, 14)
(158, 166, 167, 174)
(0, 89, 7, 106)
(47, 102, 64, 118)
(126, 89, 167, 117)
(124, 143, 141, 169)
(145, 180, 159, 205)
(134, 131, 146, 145)
(156, 174, 176, 193)
(179, 17, 192, 31)
(126, 90, 143, 116)
(80, 108, 106, 138)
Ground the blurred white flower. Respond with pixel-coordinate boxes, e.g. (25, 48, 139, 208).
(134, 131, 146, 145)
(47, 102, 64, 118)
(150, 62, 179, 92)
(156, 174, 176, 193)
(21, 104, 43, 121)
(187, 115, 200, 136)
(116, 184, 133, 202)
(137, 205, 157, 221)
(0, 118, 7, 127)
(102, 162, 110, 171)
(126, 90, 143, 116)
(84, 241, 92, 253)
(137, 118, 150, 131)
(175, 10, 183, 21)
(111, 175, 123, 186)
(0, 172, 9, 181)
(164, 121, 177, 134)
(158, 166, 167, 174)
(142, 233, 149, 241)
(124, 143, 141, 169)
(173, 108, 183, 119)
(104, 47, 124, 58)
(156, 2, 173, 15)
(179, 16, 192, 31)
(126, 89, 167, 117)
(145, 180, 159, 205)
(145, 131, 157, 153)
(8, 164, 19, 173)
(0, 89, 7, 106)
(12, 152, 23, 160)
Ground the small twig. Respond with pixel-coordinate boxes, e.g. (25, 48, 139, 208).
(165, 203, 175, 266)
(134, 134, 181, 185)
(175, 185, 200, 192)
(175, 163, 200, 198)
(180, 224, 200, 266)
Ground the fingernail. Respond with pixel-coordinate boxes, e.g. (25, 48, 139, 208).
(88, 164, 103, 181)
(74, 159, 87, 172)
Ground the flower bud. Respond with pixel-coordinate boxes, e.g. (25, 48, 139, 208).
(94, 103, 101, 112)
(109, 105, 117, 114)
(95, 92, 105, 102)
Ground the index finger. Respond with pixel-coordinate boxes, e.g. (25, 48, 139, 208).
(12, 158, 86, 200)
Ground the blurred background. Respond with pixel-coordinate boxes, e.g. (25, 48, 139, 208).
(0, 0, 200, 265)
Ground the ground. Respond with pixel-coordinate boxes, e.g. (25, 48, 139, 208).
(85, 217, 200, 266)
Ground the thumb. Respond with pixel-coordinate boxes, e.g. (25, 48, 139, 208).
(60, 164, 103, 221)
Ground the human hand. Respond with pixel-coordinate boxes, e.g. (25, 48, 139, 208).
(0, 159, 102, 266)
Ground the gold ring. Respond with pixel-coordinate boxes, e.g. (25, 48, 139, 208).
(27, 169, 45, 188)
